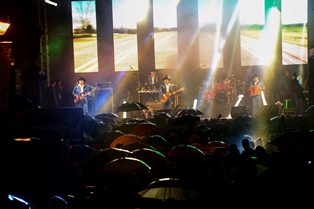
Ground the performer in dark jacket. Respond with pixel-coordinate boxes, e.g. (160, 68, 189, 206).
(159, 75, 176, 110)
(72, 77, 94, 114)
(290, 73, 306, 115)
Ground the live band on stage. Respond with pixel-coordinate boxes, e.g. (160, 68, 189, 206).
(135, 71, 270, 118)
(137, 73, 185, 113)
(75, 70, 305, 119)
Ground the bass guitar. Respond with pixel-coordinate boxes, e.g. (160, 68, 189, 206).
(74, 87, 97, 104)
(159, 87, 185, 103)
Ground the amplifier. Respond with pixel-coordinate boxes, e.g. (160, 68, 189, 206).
(146, 101, 163, 112)
(95, 88, 114, 114)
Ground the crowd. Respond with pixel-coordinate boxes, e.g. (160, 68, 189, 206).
(1, 102, 314, 208)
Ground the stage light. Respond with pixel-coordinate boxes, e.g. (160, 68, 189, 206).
(7, 194, 30, 209)
(14, 138, 32, 142)
(261, 91, 268, 106)
(0, 15, 10, 35)
(45, 0, 58, 7)
(192, 99, 198, 109)
(122, 100, 127, 118)
(234, 94, 243, 107)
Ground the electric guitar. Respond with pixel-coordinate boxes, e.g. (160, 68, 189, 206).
(159, 87, 185, 103)
(74, 87, 97, 104)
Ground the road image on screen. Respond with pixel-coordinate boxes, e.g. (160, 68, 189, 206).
(153, 0, 179, 70)
(112, 0, 149, 71)
(240, 0, 308, 66)
(198, 0, 223, 69)
(281, 0, 307, 65)
(72, 0, 98, 73)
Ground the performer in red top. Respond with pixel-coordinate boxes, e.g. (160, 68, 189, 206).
(249, 74, 264, 115)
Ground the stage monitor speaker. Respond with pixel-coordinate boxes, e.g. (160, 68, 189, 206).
(259, 105, 280, 118)
(12, 107, 84, 139)
(95, 88, 114, 114)
(214, 104, 231, 118)
(231, 106, 249, 118)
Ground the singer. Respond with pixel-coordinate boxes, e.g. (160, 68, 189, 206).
(158, 75, 184, 111)
(249, 74, 265, 115)
(72, 77, 94, 115)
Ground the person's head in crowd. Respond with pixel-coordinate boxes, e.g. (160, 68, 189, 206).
(242, 137, 254, 150)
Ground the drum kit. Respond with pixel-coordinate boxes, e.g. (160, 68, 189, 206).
(137, 84, 159, 94)
(201, 76, 244, 107)
(137, 84, 160, 104)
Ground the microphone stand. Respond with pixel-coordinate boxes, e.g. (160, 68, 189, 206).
(129, 65, 141, 103)
(190, 64, 208, 105)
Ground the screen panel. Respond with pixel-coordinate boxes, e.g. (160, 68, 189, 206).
(71, 0, 98, 73)
(153, 0, 179, 69)
(112, 0, 148, 71)
(198, 0, 223, 69)
(240, 0, 265, 66)
(281, 0, 308, 65)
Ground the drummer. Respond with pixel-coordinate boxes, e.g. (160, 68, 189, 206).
(215, 76, 230, 93)
(215, 79, 224, 92)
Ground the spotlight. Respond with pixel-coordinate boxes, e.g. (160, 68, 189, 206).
(234, 94, 243, 107)
(0, 15, 10, 36)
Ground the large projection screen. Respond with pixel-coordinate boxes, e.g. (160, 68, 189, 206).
(72, 0, 98, 73)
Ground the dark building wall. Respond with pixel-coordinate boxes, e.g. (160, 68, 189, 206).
(0, 0, 45, 105)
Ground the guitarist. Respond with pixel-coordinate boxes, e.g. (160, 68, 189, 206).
(159, 75, 176, 110)
(72, 77, 94, 114)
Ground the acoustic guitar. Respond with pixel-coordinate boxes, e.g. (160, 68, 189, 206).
(74, 87, 97, 104)
(159, 87, 185, 103)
